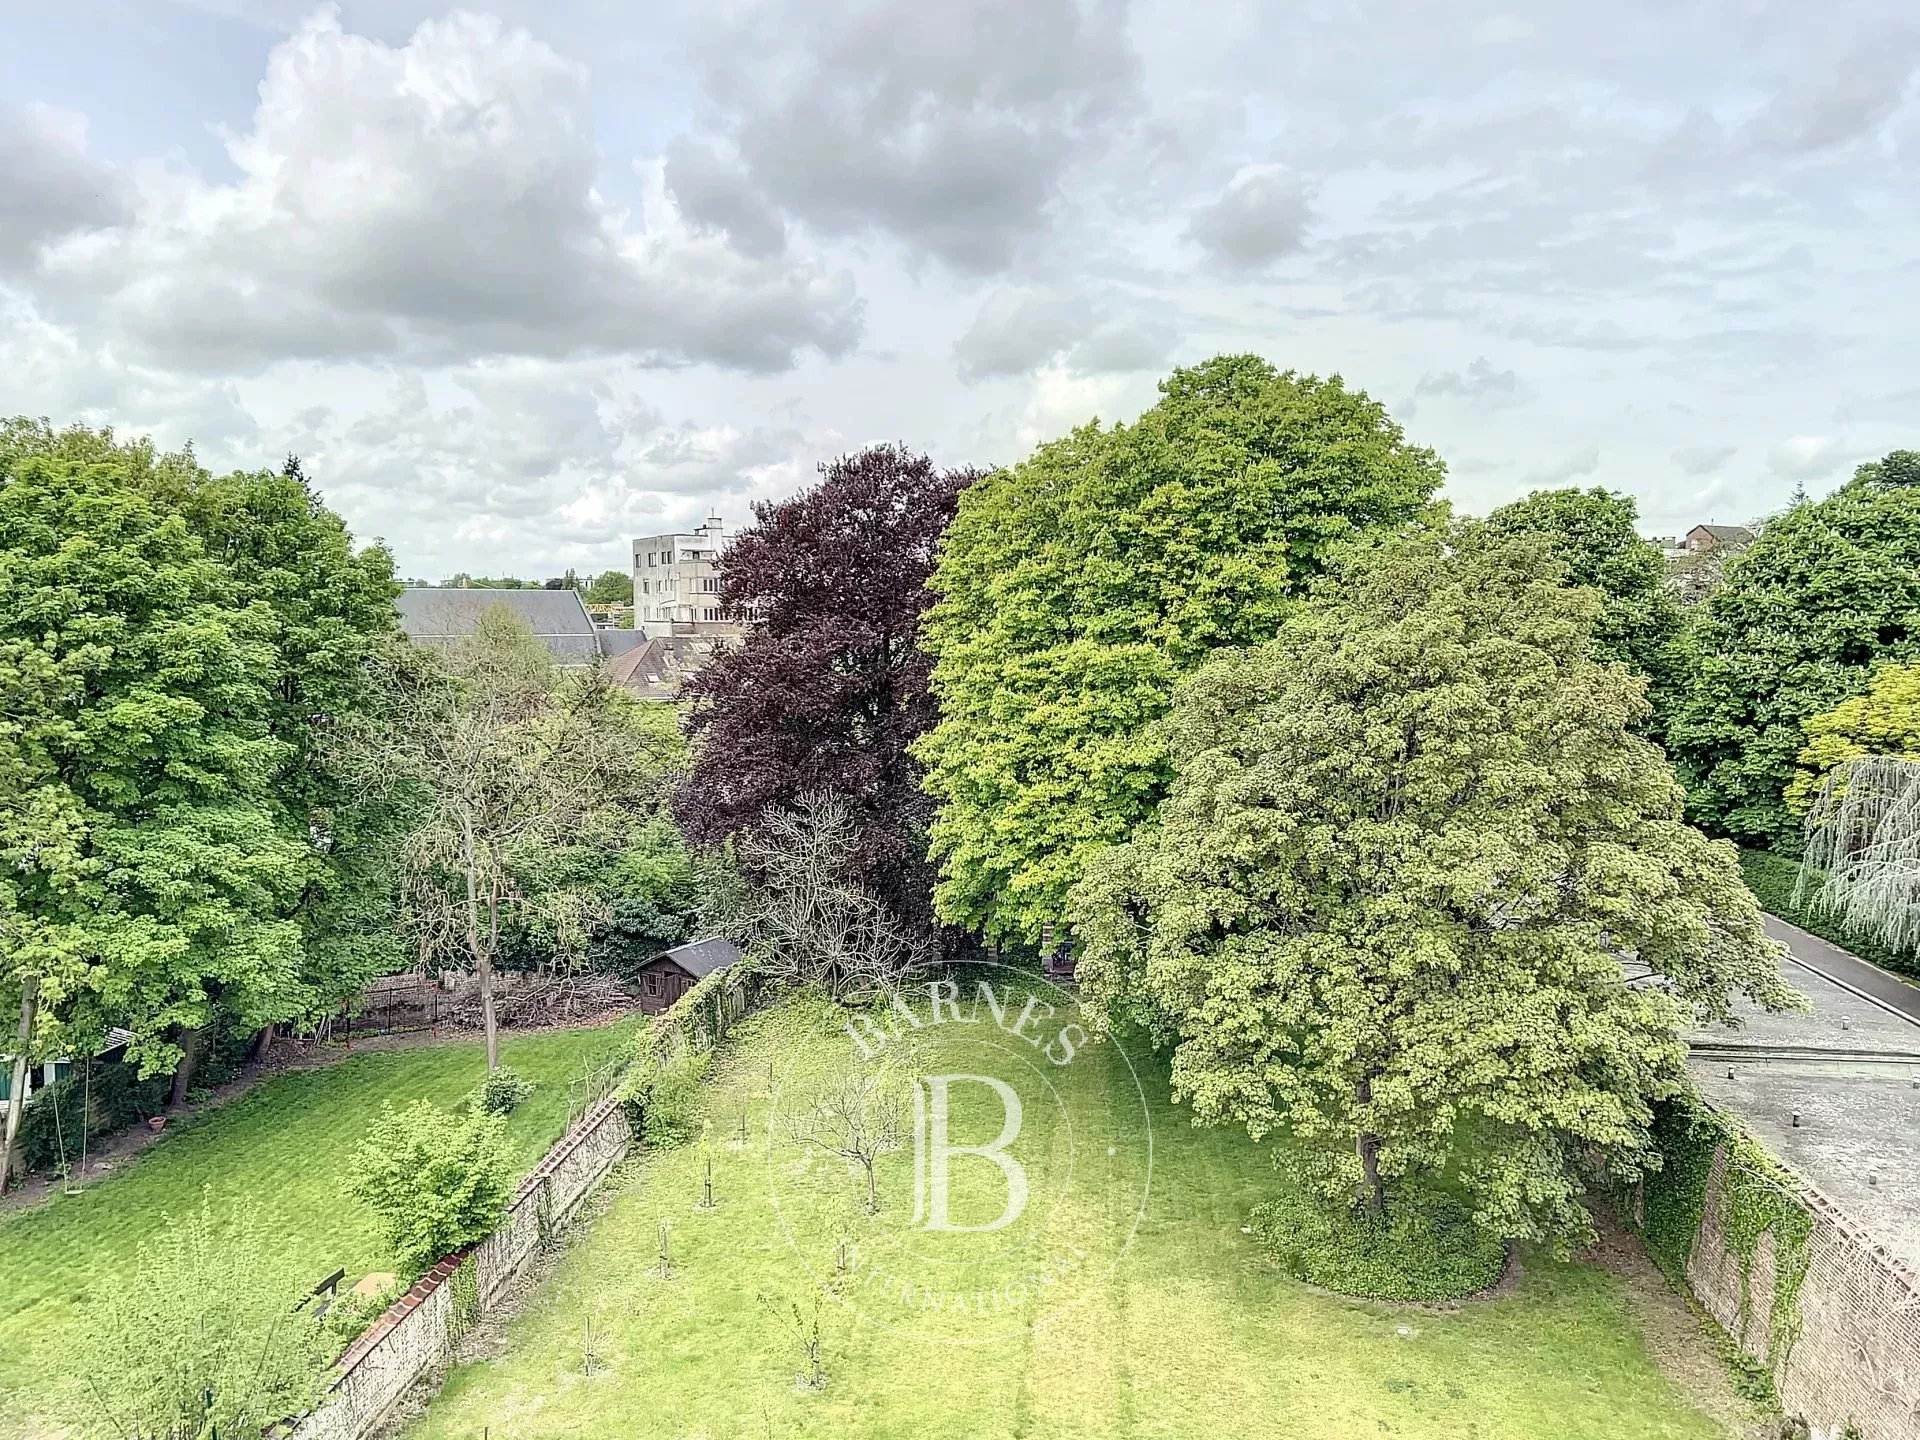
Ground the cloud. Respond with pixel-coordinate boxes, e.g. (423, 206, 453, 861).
(953, 287, 1177, 380)
(677, 0, 1144, 273)
(0, 102, 131, 264)
(1187, 164, 1312, 270)
(23, 9, 862, 374)
(1749, 25, 1920, 153)
(1767, 434, 1843, 480)
(663, 137, 789, 259)
(1411, 357, 1528, 409)
(1672, 444, 1737, 476)
(1530, 443, 1602, 486)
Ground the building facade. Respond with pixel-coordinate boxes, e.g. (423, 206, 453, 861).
(631, 517, 743, 634)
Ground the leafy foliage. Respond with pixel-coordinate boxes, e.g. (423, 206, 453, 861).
(78, 1193, 330, 1439)
(919, 355, 1444, 944)
(476, 1065, 535, 1115)
(1484, 486, 1690, 735)
(582, 569, 634, 606)
(1738, 846, 1918, 978)
(1786, 660, 1920, 811)
(625, 1043, 711, 1148)
(1670, 450, 1920, 848)
(349, 1098, 512, 1274)
(1072, 525, 1795, 1246)
(678, 445, 974, 930)
(1248, 1183, 1506, 1301)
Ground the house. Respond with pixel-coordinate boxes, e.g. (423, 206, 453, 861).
(1, 1029, 134, 1121)
(635, 937, 742, 1014)
(397, 587, 638, 666)
(604, 632, 728, 701)
(1683, 523, 1754, 553)
(631, 517, 748, 636)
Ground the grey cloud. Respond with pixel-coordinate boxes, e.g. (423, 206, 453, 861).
(664, 138, 789, 259)
(1188, 165, 1311, 270)
(1066, 317, 1177, 376)
(1749, 26, 1920, 153)
(25, 11, 861, 375)
(1766, 435, 1847, 481)
(0, 102, 130, 265)
(1412, 357, 1528, 408)
(1531, 444, 1602, 486)
(683, 0, 1144, 272)
(1673, 445, 1738, 476)
(953, 288, 1095, 380)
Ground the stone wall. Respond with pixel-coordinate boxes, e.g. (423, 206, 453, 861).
(1686, 1141, 1920, 1439)
(290, 1093, 631, 1440)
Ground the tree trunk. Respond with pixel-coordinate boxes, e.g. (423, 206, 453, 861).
(1354, 1074, 1385, 1219)
(168, 1025, 208, 1110)
(251, 1025, 274, 1063)
(461, 812, 500, 1073)
(0, 976, 41, 1194)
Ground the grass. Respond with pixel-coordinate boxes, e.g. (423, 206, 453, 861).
(1739, 845, 1920, 979)
(406, 988, 1740, 1440)
(0, 1017, 637, 1440)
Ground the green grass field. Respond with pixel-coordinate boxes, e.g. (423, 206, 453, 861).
(0, 1018, 637, 1440)
(406, 989, 1740, 1440)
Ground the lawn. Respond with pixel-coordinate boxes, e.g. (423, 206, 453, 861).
(0, 1017, 638, 1440)
(406, 987, 1742, 1440)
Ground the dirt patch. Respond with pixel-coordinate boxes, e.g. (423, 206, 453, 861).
(1583, 1212, 1776, 1440)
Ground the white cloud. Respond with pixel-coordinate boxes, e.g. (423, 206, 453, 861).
(1187, 164, 1311, 270)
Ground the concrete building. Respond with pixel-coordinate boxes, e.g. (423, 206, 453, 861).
(631, 517, 744, 635)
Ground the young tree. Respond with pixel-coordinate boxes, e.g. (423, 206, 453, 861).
(677, 445, 975, 930)
(919, 356, 1444, 946)
(786, 1063, 909, 1213)
(1786, 660, 1920, 812)
(79, 1194, 330, 1438)
(1072, 526, 1795, 1246)
(1669, 450, 1920, 848)
(1483, 487, 1690, 737)
(349, 1099, 512, 1274)
(363, 607, 667, 1069)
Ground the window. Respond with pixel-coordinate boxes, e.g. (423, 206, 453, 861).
(645, 972, 659, 995)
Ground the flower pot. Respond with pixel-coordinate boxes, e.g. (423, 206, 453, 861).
(146, 1116, 167, 1133)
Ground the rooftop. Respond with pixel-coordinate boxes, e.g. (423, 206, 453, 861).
(397, 588, 610, 665)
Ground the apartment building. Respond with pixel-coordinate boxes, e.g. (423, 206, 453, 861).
(631, 515, 744, 634)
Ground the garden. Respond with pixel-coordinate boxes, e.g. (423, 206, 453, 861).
(0, 1018, 636, 1440)
(401, 993, 1752, 1440)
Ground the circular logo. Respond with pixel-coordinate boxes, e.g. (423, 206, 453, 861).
(764, 965, 1154, 1346)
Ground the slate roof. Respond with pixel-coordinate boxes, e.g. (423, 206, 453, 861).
(606, 633, 728, 700)
(649, 937, 743, 979)
(397, 588, 606, 664)
(1688, 523, 1754, 544)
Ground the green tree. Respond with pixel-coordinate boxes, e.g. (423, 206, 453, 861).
(349, 1099, 511, 1274)
(1072, 526, 1794, 1247)
(1787, 660, 1920, 813)
(582, 568, 634, 606)
(1484, 487, 1689, 736)
(918, 356, 1444, 944)
(1669, 450, 1920, 848)
(79, 1194, 330, 1438)
(0, 429, 304, 1168)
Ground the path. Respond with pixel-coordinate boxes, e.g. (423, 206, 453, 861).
(1762, 913, 1920, 1025)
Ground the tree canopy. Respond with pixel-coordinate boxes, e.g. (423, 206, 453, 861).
(1483, 487, 1689, 736)
(1787, 660, 1920, 813)
(1669, 450, 1920, 848)
(678, 445, 975, 928)
(918, 355, 1445, 945)
(1072, 525, 1793, 1246)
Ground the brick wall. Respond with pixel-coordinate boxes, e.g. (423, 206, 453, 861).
(290, 1094, 631, 1440)
(1685, 1141, 1920, 1439)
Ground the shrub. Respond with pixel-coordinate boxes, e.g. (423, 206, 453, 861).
(1248, 1185, 1507, 1301)
(475, 1065, 534, 1116)
(349, 1099, 511, 1274)
(79, 1192, 330, 1439)
(624, 1045, 710, 1149)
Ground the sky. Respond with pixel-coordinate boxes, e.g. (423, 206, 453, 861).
(1, 0, 1915, 581)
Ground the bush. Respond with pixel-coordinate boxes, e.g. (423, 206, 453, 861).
(475, 1065, 534, 1116)
(79, 1192, 330, 1439)
(349, 1099, 512, 1274)
(624, 1046, 710, 1149)
(1248, 1185, 1507, 1301)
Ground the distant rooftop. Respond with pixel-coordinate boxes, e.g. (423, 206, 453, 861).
(397, 587, 606, 665)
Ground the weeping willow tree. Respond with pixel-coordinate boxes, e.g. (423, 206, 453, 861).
(1798, 755, 1920, 954)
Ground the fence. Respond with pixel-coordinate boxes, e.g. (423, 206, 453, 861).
(289, 1093, 632, 1440)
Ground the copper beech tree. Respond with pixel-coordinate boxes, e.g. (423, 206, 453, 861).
(675, 445, 976, 934)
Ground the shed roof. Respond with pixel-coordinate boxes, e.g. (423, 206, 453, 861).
(648, 937, 743, 979)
